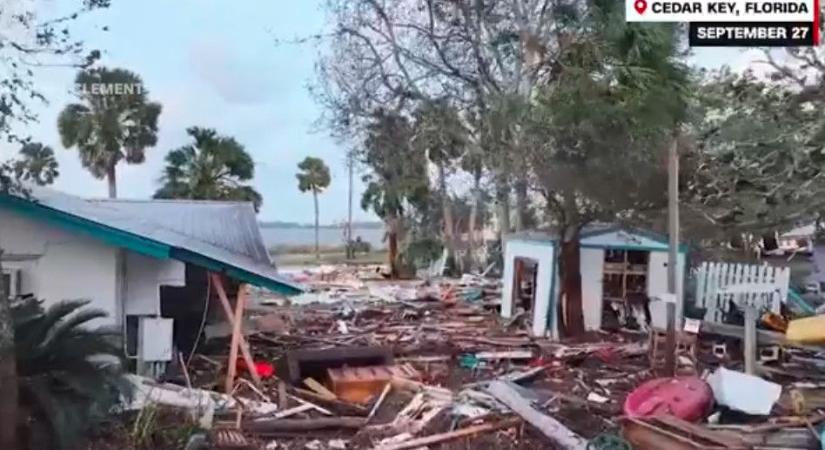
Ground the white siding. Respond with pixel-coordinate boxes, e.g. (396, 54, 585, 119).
(124, 252, 186, 316)
(0, 208, 187, 327)
(580, 248, 605, 331)
(0, 208, 119, 324)
(501, 239, 556, 338)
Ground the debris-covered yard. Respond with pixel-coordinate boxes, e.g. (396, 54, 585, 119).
(90, 265, 825, 450)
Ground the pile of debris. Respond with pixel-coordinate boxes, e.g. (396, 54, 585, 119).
(123, 269, 825, 450)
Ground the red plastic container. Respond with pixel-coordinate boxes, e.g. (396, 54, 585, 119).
(623, 377, 713, 422)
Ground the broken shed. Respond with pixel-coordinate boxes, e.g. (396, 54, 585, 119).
(0, 186, 304, 375)
(501, 225, 687, 338)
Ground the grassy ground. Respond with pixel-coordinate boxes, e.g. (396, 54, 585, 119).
(271, 245, 388, 267)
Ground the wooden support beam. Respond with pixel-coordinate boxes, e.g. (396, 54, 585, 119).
(225, 283, 247, 393)
(487, 381, 588, 450)
(242, 417, 367, 432)
(376, 418, 521, 450)
(210, 274, 261, 389)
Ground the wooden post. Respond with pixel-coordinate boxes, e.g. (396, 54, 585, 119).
(225, 283, 248, 393)
(664, 302, 676, 377)
(209, 274, 262, 388)
(744, 305, 758, 375)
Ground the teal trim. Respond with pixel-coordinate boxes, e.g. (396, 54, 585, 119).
(0, 194, 170, 259)
(173, 249, 303, 296)
(789, 288, 816, 315)
(581, 243, 688, 253)
(0, 194, 304, 295)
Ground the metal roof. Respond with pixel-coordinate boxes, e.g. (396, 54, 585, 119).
(0, 187, 304, 295)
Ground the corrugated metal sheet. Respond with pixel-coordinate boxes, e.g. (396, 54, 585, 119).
(21, 187, 304, 294)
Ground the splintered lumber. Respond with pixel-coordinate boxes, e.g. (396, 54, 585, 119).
(304, 377, 338, 400)
(210, 274, 261, 387)
(286, 394, 332, 416)
(242, 417, 367, 432)
(487, 381, 588, 450)
(269, 403, 314, 419)
(367, 383, 392, 421)
(375, 418, 521, 450)
(290, 387, 369, 416)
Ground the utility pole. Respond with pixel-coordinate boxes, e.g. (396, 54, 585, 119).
(667, 136, 679, 296)
(665, 135, 680, 377)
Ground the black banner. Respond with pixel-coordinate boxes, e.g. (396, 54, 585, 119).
(689, 22, 815, 46)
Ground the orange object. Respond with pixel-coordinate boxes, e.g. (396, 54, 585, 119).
(761, 312, 788, 332)
(328, 364, 420, 404)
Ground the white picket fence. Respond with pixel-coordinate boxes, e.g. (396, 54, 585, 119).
(693, 262, 790, 323)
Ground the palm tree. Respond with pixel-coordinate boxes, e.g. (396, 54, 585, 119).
(12, 298, 129, 449)
(296, 157, 331, 262)
(154, 127, 262, 210)
(58, 67, 161, 198)
(14, 142, 59, 186)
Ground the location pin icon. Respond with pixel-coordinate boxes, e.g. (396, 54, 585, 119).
(634, 0, 647, 14)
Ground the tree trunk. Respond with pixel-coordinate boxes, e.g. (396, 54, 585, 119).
(438, 162, 456, 270)
(514, 178, 529, 232)
(106, 165, 117, 199)
(387, 216, 400, 279)
(559, 233, 585, 337)
(496, 183, 511, 240)
(466, 170, 482, 272)
(0, 250, 19, 450)
(313, 189, 320, 262)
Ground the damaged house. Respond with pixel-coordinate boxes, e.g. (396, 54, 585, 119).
(0, 187, 303, 375)
(501, 225, 688, 338)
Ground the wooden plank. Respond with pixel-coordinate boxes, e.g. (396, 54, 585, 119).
(269, 403, 314, 419)
(303, 377, 337, 400)
(375, 418, 521, 450)
(487, 381, 588, 450)
(210, 274, 261, 387)
(225, 282, 248, 393)
(242, 417, 367, 432)
(744, 305, 758, 375)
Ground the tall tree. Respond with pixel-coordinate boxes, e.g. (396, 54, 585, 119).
(361, 110, 430, 278)
(525, 4, 689, 335)
(314, 0, 569, 242)
(411, 101, 467, 266)
(154, 127, 263, 210)
(296, 157, 332, 262)
(58, 67, 161, 198)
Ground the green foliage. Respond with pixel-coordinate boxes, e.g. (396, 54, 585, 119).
(15, 143, 59, 186)
(58, 67, 161, 180)
(11, 298, 130, 450)
(682, 69, 825, 239)
(411, 101, 467, 166)
(154, 127, 263, 210)
(296, 157, 331, 193)
(127, 403, 201, 450)
(527, 8, 689, 230)
(360, 110, 430, 220)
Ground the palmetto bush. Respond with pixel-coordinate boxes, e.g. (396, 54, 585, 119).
(12, 298, 131, 449)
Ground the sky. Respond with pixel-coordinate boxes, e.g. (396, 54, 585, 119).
(3, 1, 760, 225)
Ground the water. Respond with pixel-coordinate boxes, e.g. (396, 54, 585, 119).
(259, 225, 386, 249)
